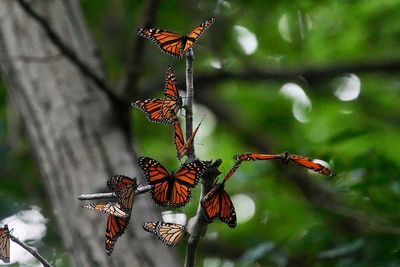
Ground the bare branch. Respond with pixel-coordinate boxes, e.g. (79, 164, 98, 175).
(122, 0, 160, 100)
(16, 0, 123, 107)
(0, 53, 62, 63)
(78, 185, 153, 201)
(9, 234, 53, 267)
(184, 159, 222, 267)
(185, 50, 196, 161)
(194, 59, 400, 87)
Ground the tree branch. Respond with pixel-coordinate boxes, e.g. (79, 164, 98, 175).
(9, 234, 53, 267)
(16, 0, 123, 107)
(194, 59, 400, 87)
(122, 0, 160, 100)
(185, 50, 196, 162)
(77, 185, 152, 201)
(185, 159, 222, 267)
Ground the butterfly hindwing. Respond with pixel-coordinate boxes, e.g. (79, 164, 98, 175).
(142, 222, 186, 246)
(107, 175, 137, 212)
(105, 214, 131, 255)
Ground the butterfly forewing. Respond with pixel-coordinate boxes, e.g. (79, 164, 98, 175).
(142, 222, 158, 233)
(235, 153, 283, 162)
(105, 214, 130, 255)
(107, 175, 137, 212)
(223, 160, 242, 183)
(174, 121, 185, 158)
(201, 184, 222, 221)
(174, 160, 206, 187)
(182, 18, 215, 54)
(219, 190, 237, 228)
(83, 202, 129, 218)
(0, 225, 10, 263)
(133, 99, 174, 124)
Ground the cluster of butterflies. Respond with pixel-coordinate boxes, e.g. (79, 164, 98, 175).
(0, 225, 11, 263)
(81, 17, 336, 256)
(83, 151, 335, 254)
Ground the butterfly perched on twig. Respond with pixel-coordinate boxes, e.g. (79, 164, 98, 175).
(138, 18, 215, 58)
(142, 221, 187, 246)
(0, 225, 11, 263)
(82, 175, 137, 255)
(174, 116, 205, 160)
(132, 66, 182, 125)
(138, 156, 206, 208)
(200, 161, 241, 228)
(235, 151, 335, 176)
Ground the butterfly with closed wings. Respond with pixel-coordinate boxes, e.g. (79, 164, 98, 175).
(200, 161, 241, 228)
(132, 66, 182, 125)
(174, 116, 205, 160)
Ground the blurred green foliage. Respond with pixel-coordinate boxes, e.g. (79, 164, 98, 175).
(1, 0, 400, 266)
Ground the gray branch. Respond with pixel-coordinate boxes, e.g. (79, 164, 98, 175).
(10, 234, 53, 267)
(78, 185, 153, 201)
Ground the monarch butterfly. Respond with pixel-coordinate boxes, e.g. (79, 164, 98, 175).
(235, 152, 335, 176)
(132, 66, 182, 124)
(174, 116, 205, 160)
(0, 225, 10, 263)
(234, 152, 283, 162)
(200, 161, 241, 228)
(283, 152, 336, 177)
(107, 175, 137, 213)
(138, 18, 215, 58)
(83, 202, 129, 218)
(138, 157, 206, 207)
(105, 214, 131, 255)
(142, 222, 186, 246)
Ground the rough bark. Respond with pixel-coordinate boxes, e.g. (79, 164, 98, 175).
(0, 1, 179, 266)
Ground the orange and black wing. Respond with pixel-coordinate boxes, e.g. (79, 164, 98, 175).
(174, 120, 185, 159)
(201, 183, 222, 221)
(170, 160, 206, 207)
(132, 98, 175, 124)
(83, 202, 129, 218)
(177, 116, 205, 160)
(181, 18, 215, 55)
(138, 157, 171, 207)
(287, 154, 335, 176)
(0, 225, 10, 263)
(161, 66, 182, 122)
(218, 189, 237, 228)
(147, 222, 186, 246)
(137, 28, 184, 57)
(234, 153, 283, 162)
(105, 214, 131, 255)
(107, 175, 137, 212)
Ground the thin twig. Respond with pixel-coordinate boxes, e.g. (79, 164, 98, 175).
(9, 234, 53, 267)
(0, 53, 62, 63)
(16, 0, 123, 107)
(78, 185, 153, 201)
(185, 50, 195, 162)
(194, 59, 400, 87)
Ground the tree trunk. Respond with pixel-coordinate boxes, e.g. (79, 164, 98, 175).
(0, 1, 179, 266)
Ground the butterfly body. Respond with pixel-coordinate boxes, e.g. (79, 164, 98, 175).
(139, 157, 206, 207)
